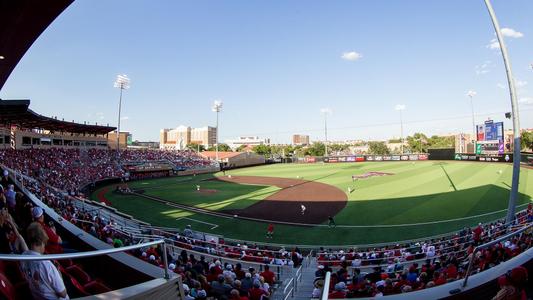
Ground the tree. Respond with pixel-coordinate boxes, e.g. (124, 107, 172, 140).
(305, 142, 326, 156)
(207, 143, 231, 152)
(368, 142, 390, 155)
(235, 145, 248, 152)
(406, 133, 429, 153)
(252, 144, 271, 156)
(427, 135, 454, 149)
(521, 131, 533, 151)
(186, 143, 205, 152)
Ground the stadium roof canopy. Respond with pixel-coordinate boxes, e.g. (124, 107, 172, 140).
(0, 99, 116, 135)
(0, 0, 73, 90)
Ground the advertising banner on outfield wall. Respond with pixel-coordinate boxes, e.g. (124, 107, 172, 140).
(418, 154, 429, 160)
(454, 153, 513, 162)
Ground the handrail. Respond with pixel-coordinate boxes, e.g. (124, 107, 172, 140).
(462, 222, 532, 288)
(0, 239, 171, 279)
(321, 271, 331, 300)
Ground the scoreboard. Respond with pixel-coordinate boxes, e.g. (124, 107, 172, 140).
(476, 120, 504, 155)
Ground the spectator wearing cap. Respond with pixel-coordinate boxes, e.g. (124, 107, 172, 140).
(329, 282, 347, 299)
(32, 207, 63, 254)
(5, 184, 16, 212)
(181, 284, 195, 300)
(223, 263, 236, 280)
(315, 264, 326, 278)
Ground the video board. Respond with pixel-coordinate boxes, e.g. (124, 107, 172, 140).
(476, 120, 504, 155)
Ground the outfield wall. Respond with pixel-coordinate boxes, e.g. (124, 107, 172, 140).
(295, 154, 429, 163)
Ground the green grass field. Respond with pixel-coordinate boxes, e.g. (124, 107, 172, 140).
(91, 161, 533, 245)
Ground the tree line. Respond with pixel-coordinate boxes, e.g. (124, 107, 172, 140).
(185, 131, 533, 157)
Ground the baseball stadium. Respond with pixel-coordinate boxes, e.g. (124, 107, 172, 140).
(1, 1, 533, 300)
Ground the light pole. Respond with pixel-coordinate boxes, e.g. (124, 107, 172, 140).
(466, 90, 477, 144)
(320, 108, 332, 157)
(395, 104, 406, 154)
(484, 0, 521, 223)
(212, 100, 223, 162)
(113, 74, 130, 154)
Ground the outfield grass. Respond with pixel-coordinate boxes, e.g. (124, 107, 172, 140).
(91, 161, 533, 245)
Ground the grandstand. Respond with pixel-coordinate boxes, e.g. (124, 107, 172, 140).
(1, 1, 532, 300)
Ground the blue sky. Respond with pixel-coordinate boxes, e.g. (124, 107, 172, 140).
(1, 0, 532, 143)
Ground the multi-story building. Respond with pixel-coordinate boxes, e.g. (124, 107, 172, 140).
(292, 134, 310, 146)
(225, 136, 270, 150)
(160, 126, 217, 150)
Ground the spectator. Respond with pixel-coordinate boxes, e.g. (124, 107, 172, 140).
(260, 265, 276, 285)
(20, 222, 69, 300)
(249, 280, 269, 300)
(32, 207, 63, 254)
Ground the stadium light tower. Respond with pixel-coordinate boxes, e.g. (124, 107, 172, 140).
(320, 108, 332, 157)
(212, 100, 223, 161)
(466, 90, 477, 142)
(484, 0, 521, 223)
(113, 74, 130, 154)
(395, 104, 406, 154)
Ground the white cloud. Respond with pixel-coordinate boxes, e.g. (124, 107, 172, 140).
(341, 51, 362, 61)
(519, 97, 533, 105)
(487, 38, 500, 49)
(120, 116, 129, 121)
(394, 104, 406, 111)
(501, 28, 524, 38)
(497, 83, 506, 89)
(486, 28, 523, 50)
(475, 61, 492, 75)
(515, 80, 528, 88)
(95, 112, 105, 120)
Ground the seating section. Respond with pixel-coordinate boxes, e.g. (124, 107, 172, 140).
(0, 148, 215, 193)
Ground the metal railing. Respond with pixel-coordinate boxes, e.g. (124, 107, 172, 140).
(320, 271, 331, 300)
(0, 239, 171, 279)
(462, 222, 532, 287)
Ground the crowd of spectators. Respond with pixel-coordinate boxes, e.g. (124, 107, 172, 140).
(311, 206, 532, 298)
(120, 149, 215, 170)
(0, 148, 215, 194)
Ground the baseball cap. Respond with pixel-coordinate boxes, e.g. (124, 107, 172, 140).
(32, 207, 44, 219)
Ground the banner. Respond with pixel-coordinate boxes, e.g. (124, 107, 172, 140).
(418, 154, 429, 160)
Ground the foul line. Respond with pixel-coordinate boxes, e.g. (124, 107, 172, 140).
(176, 217, 219, 229)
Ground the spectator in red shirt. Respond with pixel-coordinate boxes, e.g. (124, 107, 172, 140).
(260, 265, 276, 285)
(473, 223, 483, 244)
(32, 207, 63, 254)
(329, 282, 347, 299)
(249, 281, 269, 300)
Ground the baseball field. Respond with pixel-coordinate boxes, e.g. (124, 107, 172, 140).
(91, 161, 533, 245)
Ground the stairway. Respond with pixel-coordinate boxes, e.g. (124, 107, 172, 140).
(292, 258, 318, 300)
(273, 256, 318, 300)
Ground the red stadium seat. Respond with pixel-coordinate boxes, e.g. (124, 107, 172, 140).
(0, 273, 15, 300)
(66, 265, 92, 285)
(84, 281, 112, 294)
